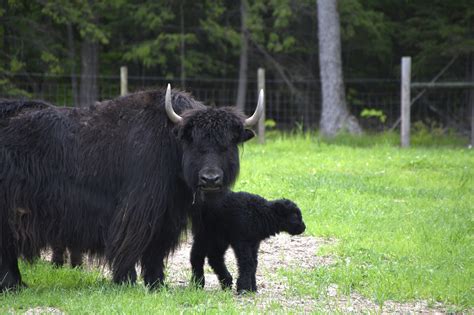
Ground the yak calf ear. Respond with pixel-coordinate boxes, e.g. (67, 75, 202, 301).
(272, 200, 287, 216)
(241, 129, 255, 142)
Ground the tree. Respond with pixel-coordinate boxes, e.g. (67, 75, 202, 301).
(42, 1, 110, 107)
(235, 0, 248, 111)
(317, 0, 361, 137)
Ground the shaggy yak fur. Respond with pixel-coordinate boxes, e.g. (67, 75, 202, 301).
(0, 89, 256, 291)
(190, 191, 306, 293)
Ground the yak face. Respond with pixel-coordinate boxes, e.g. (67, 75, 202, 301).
(165, 84, 263, 201)
(177, 107, 255, 200)
(273, 199, 306, 235)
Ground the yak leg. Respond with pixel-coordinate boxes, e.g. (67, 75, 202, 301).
(112, 264, 138, 285)
(68, 247, 83, 268)
(207, 241, 232, 290)
(141, 234, 168, 289)
(250, 243, 260, 292)
(233, 241, 256, 293)
(141, 249, 166, 290)
(142, 220, 185, 290)
(190, 235, 207, 288)
(51, 244, 65, 267)
(0, 233, 23, 292)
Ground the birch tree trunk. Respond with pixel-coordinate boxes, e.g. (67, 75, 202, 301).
(317, 0, 362, 137)
(79, 39, 99, 108)
(236, 0, 248, 111)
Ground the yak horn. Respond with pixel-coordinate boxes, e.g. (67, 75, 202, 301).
(244, 89, 264, 127)
(165, 83, 183, 124)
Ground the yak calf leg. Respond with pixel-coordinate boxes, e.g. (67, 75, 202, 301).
(233, 242, 256, 293)
(207, 242, 232, 290)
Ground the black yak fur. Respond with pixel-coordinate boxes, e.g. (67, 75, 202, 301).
(190, 191, 305, 293)
(0, 89, 255, 291)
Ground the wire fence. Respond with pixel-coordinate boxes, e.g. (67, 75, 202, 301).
(1, 73, 471, 134)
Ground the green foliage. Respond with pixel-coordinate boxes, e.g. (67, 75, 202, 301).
(340, 0, 393, 76)
(360, 108, 387, 123)
(265, 118, 277, 129)
(42, 1, 110, 44)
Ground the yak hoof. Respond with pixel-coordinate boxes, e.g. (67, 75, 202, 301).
(237, 288, 257, 295)
(146, 281, 167, 291)
(219, 276, 233, 290)
(190, 275, 205, 289)
(0, 278, 26, 293)
(236, 281, 256, 294)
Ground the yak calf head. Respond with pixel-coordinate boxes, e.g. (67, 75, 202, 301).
(272, 199, 306, 235)
(165, 85, 263, 201)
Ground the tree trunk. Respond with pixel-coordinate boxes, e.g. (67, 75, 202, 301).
(180, 0, 186, 89)
(66, 23, 79, 107)
(317, 0, 362, 137)
(79, 39, 99, 108)
(235, 0, 248, 111)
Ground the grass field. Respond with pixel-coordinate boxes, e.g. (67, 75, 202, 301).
(1, 132, 472, 313)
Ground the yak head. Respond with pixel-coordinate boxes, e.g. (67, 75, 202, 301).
(272, 199, 306, 235)
(165, 84, 263, 201)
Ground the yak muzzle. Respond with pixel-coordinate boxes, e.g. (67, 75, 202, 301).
(198, 168, 223, 191)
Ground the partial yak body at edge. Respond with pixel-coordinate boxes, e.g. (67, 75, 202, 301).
(0, 86, 263, 291)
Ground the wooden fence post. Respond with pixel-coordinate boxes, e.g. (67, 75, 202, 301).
(470, 54, 474, 148)
(120, 66, 128, 96)
(401, 57, 411, 148)
(470, 86, 474, 147)
(257, 68, 265, 144)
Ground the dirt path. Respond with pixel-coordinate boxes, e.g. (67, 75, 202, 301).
(164, 234, 448, 313)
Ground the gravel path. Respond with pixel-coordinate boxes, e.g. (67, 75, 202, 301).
(164, 234, 449, 313)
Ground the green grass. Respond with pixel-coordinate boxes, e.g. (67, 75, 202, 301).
(1, 132, 472, 313)
(237, 132, 473, 310)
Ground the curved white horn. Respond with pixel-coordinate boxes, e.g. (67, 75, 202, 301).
(165, 84, 183, 124)
(244, 89, 264, 127)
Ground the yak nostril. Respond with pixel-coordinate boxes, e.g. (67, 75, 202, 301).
(200, 173, 222, 185)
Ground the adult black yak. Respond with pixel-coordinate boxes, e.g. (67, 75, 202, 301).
(0, 85, 263, 291)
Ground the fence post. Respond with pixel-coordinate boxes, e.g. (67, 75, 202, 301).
(401, 57, 411, 148)
(257, 68, 265, 144)
(471, 86, 474, 147)
(120, 66, 128, 96)
(470, 54, 474, 148)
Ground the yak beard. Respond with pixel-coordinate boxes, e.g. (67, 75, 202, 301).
(195, 187, 228, 204)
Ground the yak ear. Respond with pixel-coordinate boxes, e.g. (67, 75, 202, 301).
(241, 129, 255, 142)
(272, 199, 292, 216)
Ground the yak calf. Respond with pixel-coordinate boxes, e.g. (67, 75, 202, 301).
(190, 192, 305, 293)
